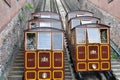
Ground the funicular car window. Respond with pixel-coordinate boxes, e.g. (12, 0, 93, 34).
(100, 29, 108, 43)
(31, 23, 39, 28)
(76, 28, 86, 44)
(52, 22, 61, 29)
(41, 15, 51, 18)
(81, 20, 92, 25)
(51, 16, 59, 20)
(69, 13, 76, 20)
(53, 33, 63, 50)
(87, 28, 101, 43)
(40, 22, 51, 27)
(84, 13, 93, 16)
(37, 33, 51, 49)
(26, 33, 36, 50)
(72, 20, 80, 29)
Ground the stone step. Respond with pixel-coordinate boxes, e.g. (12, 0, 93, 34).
(15, 56, 24, 60)
(13, 63, 24, 67)
(14, 59, 24, 63)
(11, 67, 24, 71)
(9, 71, 24, 75)
(8, 75, 23, 80)
(111, 65, 120, 69)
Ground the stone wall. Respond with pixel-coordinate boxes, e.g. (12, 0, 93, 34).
(78, 0, 120, 48)
(0, 0, 39, 79)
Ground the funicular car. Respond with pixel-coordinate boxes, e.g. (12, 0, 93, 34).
(70, 24, 111, 72)
(24, 27, 65, 80)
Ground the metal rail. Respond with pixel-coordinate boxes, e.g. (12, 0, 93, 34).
(110, 39, 120, 56)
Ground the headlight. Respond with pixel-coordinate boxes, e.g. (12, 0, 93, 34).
(42, 72, 47, 79)
(92, 64, 97, 70)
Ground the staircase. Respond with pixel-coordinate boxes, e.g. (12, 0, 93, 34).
(111, 59, 120, 80)
(8, 49, 24, 80)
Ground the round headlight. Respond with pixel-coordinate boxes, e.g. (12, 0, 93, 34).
(42, 72, 47, 79)
(92, 64, 97, 70)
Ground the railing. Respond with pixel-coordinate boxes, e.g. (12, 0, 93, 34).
(110, 39, 120, 56)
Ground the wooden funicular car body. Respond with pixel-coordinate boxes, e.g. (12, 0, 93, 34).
(70, 24, 111, 72)
(24, 13, 65, 80)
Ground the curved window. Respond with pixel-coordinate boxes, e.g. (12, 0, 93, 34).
(72, 20, 80, 29)
(53, 33, 63, 50)
(69, 14, 75, 20)
(51, 16, 59, 20)
(38, 33, 51, 49)
(81, 20, 97, 25)
(76, 28, 86, 44)
(40, 22, 51, 27)
(31, 23, 39, 28)
(41, 15, 51, 18)
(52, 22, 62, 29)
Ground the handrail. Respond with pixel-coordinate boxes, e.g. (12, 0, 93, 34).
(110, 39, 120, 56)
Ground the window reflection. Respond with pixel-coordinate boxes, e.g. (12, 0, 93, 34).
(72, 20, 80, 29)
(51, 16, 59, 20)
(69, 14, 75, 20)
(41, 15, 51, 18)
(81, 20, 97, 25)
(38, 33, 51, 49)
(53, 33, 63, 50)
(76, 28, 86, 44)
(100, 29, 108, 43)
(40, 22, 51, 27)
(87, 28, 101, 43)
(26, 33, 36, 50)
(52, 23, 61, 29)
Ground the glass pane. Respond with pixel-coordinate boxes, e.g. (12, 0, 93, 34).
(84, 13, 93, 16)
(87, 28, 101, 43)
(72, 20, 80, 29)
(52, 23, 62, 29)
(38, 33, 51, 49)
(31, 23, 39, 28)
(77, 14, 84, 17)
(100, 29, 108, 43)
(81, 20, 92, 24)
(26, 33, 36, 50)
(51, 16, 59, 20)
(40, 22, 51, 27)
(69, 13, 75, 20)
(41, 15, 51, 18)
(53, 33, 63, 50)
(76, 28, 86, 44)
